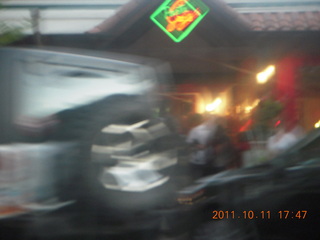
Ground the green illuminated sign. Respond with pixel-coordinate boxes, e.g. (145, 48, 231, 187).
(150, 0, 210, 43)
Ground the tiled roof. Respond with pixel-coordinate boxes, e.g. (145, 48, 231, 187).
(241, 11, 320, 31)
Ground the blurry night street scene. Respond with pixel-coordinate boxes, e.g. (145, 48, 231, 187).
(0, 0, 320, 239)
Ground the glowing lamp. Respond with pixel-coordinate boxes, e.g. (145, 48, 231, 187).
(245, 106, 253, 113)
(205, 98, 222, 112)
(256, 72, 268, 84)
(256, 65, 276, 84)
(266, 65, 275, 75)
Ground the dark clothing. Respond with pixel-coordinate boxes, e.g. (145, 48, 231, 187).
(207, 126, 236, 172)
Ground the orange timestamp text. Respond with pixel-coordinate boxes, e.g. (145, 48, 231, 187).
(212, 210, 308, 220)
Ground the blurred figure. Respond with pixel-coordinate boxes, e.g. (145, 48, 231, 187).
(267, 120, 303, 158)
(186, 115, 217, 179)
(209, 117, 237, 173)
(234, 132, 251, 168)
(181, 113, 204, 135)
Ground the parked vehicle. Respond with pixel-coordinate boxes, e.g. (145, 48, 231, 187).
(0, 47, 179, 239)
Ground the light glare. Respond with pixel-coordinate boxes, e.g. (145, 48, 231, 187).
(205, 98, 222, 112)
(256, 65, 276, 84)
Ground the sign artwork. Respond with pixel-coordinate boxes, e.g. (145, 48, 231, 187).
(150, 0, 210, 42)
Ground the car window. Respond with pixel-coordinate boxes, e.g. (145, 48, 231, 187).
(11, 55, 148, 119)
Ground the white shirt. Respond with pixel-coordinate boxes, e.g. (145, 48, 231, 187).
(267, 130, 298, 155)
(187, 124, 216, 165)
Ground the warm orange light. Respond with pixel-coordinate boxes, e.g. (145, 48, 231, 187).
(265, 65, 275, 75)
(256, 65, 275, 84)
(315, 120, 320, 128)
(257, 72, 268, 84)
(205, 98, 222, 112)
(244, 106, 253, 113)
(253, 99, 260, 107)
(244, 99, 260, 113)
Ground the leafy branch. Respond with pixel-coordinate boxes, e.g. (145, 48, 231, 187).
(0, 2, 28, 46)
(0, 23, 24, 45)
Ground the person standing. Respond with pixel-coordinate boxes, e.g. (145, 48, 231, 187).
(209, 122, 236, 173)
(186, 116, 218, 179)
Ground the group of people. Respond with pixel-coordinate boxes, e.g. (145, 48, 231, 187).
(185, 114, 305, 180)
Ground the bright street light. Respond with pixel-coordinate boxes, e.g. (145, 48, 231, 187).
(205, 98, 222, 112)
(256, 65, 275, 84)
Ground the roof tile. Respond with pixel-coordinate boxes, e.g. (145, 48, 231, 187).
(242, 11, 320, 31)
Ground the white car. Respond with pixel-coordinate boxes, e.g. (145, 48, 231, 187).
(0, 47, 178, 216)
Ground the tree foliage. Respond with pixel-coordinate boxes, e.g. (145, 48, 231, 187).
(0, 23, 24, 46)
(253, 99, 283, 126)
(0, 3, 25, 46)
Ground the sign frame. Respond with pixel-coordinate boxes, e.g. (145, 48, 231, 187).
(150, 0, 210, 43)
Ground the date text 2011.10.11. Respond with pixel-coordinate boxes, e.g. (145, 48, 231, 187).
(212, 210, 308, 220)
